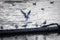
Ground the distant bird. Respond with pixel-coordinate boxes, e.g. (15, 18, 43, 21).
(35, 23, 38, 27)
(0, 26, 3, 30)
(15, 25, 18, 29)
(50, 1, 54, 4)
(21, 9, 31, 21)
(41, 8, 44, 11)
(33, 2, 36, 5)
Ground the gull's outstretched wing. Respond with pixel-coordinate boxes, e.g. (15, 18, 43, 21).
(21, 9, 27, 18)
(27, 10, 31, 16)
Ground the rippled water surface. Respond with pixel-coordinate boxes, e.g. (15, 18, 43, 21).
(0, 33, 60, 40)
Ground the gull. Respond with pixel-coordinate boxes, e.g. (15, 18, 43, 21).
(21, 9, 31, 21)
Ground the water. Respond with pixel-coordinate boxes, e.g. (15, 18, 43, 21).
(0, 33, 60, 40)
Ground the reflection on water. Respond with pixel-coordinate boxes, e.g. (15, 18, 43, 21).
(0, 33, 60, 40)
